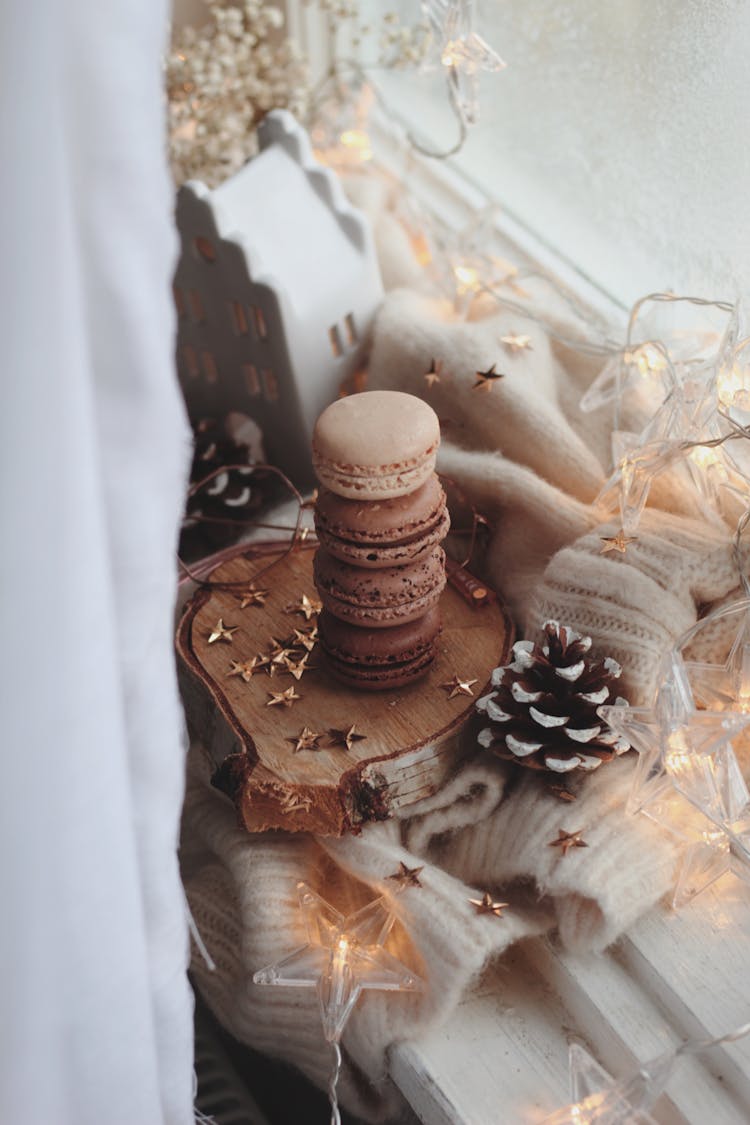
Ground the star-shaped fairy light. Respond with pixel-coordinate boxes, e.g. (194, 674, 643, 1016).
(599, 530, 638, 555)
(600, 652, 750, 906)
(285, 594, 322, 621)
(421, 0, 506, 127)
(424, 358, 442, 388)
(685, 602, 750, 715)
(441, 674, 478, 699)
(237, 585, 268, 609)
(207, 618, 238, 644)
(501, 333, 533, 354)
(266, 686, 301, 709)
(226, 657, 260, 683)
(286, 727, 323, 754)
(469, 891, 509, 917)
(473, 363, 504, 392)
(327, 725, 367, 751)
(254, 882, 422, 1044)
(387, 863, 424, 890)
(549, 829, 588, 857)
(541, 1042, 660, 1125)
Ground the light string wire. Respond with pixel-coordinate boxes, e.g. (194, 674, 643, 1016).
(675, 1018, 750, 1060)
(328, 1041, 342, 1125)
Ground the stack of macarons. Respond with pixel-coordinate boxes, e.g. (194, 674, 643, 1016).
(311, 390, 449, 690)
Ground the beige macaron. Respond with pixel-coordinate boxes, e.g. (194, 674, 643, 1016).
(312, 390, 440, 500)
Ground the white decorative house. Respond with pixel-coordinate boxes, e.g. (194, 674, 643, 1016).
(173, 110, 384, 487)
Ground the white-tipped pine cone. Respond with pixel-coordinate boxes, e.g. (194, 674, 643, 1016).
(476, 620, 630, 774)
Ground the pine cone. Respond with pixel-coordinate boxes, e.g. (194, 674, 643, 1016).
(186, 417, 261, 523)
(476, 620, 630, 773)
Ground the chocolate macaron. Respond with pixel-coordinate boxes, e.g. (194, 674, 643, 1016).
(312, 390, 440, 500)
(314, 476, 450, 569)
(318, 606, 442, 690)
(313, 546, 446, 628)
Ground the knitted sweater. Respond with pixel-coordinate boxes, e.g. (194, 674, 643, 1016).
(182, 214, 743, 1121)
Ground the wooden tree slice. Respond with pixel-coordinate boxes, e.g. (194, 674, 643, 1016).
(177, 541, 513, 836)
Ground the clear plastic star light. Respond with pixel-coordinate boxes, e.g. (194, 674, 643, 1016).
(254, 882, 421, 1044)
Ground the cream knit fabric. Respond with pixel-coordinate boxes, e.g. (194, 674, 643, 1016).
(181, 230, 745, 1119)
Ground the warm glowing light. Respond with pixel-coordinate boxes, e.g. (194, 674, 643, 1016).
(690, 445, 722, 471)
(717, 362, 750, 409)
(410, 232, 432, 267)
(441, 41, 464, 68)
(624, 343, 667, 377)
(453, 264, 481, 294)
(338, 129, 372, 161)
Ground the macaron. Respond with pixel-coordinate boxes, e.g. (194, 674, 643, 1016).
(318, 607, 442, 691)
(312, 390, 440, 500)
(313, 546, 446, 628)
(314, 475, 450, 569)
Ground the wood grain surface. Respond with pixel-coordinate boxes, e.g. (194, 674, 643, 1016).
(177, 540, 513, 836)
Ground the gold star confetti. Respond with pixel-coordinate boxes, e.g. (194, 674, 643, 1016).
(387, 862, 424, 889)
(473, 364, 504, 392)
(208, 618, 238, 644)
(285, 594, 322, 620)
(291, 627, 318, 652)
(549, 828, 588, 856)
(441, 674, 478, 700)
(284, 654, 315, 681)
(547, 784, 577, 803)
(469, 892, 509, 917)
(501, 333, 533, 354)
(286, 726, 323, 753)
(600, 530, 638, 555)
(226, 657, 260, 683)
(280, 791, 313, 815)
(424, 358, 442, 388)
(327, 724, 368, 751)
(266, 686, 301, 708)
(237, 585, 268, 609)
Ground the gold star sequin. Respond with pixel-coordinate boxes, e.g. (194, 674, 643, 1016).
(208, 618, 238, 644)
(284, 654, 315, 681)
(549, 828, 588, 856)
(473, 364, 504, 392)
(291, 627, 318, 652)
(237, 585, 268, 609)
(387, 862, 424, 889)
(286, 726, 323, 753)
(600, 530, 638, 555)
(285, 594, 322, 620)
(469, 892, 509, 917)
(266, 686, 301, 708)
(441, 675, 478, 700)
(424, 358, 442, 388)
(327, 725, 367, 751)
(226, 657, 260, 683)
(501, 333, 533, 354)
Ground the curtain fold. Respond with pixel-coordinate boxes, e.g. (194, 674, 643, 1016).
(0, 2, 194, 1121)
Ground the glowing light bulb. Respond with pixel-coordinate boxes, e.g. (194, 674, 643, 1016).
(338, 129, 372, 161)
(623, 343, 667, 378)
(453, 264, 480, 294)
(690, 445, 721, 471)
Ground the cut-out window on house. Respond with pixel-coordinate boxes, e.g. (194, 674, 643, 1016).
(329, 325, 343, 358)
(344, 313, 358, 346)
(262, 368, 278, 402)
(251, 305, 268, 340)
(193, 236, 216, 263)
(188, 290, 204, 323)
(201, 351, 218, 383)
(182, 345, 199, 378)
(229, 300, 249, 336)
(243, 363, 260, 396)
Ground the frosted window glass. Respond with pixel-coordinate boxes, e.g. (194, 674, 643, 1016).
(365, 1, 750, 305)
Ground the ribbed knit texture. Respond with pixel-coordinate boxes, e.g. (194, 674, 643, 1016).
(181, 238, 744, 1118)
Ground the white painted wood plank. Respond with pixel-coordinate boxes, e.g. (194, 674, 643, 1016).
(391, 944, 576, 1125)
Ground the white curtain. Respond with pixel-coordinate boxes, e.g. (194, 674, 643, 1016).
(0, 1, 194, 1122)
